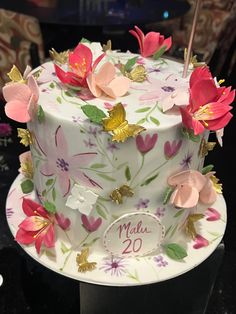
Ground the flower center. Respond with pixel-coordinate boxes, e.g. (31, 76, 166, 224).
(111, 262, 118, 269)
(56, 158, 69, 172)
(161, 86, 175, 92)
(193, 104, 213, 126)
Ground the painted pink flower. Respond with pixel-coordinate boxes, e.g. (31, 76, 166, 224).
(164, 140, 182, 159)
(2, 76, 39, 123)
(129, 26, 172, 58)
(87, 62, 130, 99)
(136, 133, 158, 154)
(193, 234, 209, 249)
(55, 43, 104, 88)
(55, 213, 71, 229)
(81, 214, 102, 232)
(0, 123, 12, 137)
(168, 170, 217, 208)
(36, 125, 99, 197)
(180, 67, 235, 135)
(15, 198, 55, 254)
(205, 207, 221, 221)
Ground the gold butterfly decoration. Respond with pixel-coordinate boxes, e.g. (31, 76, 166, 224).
(17, 128, 34, 147)
(184, 213, 205, 239)
(7, 65, 26, 83)
(198, 138, 216, 158)
(210, 175, 223, 194)
(184, 48, 206, 68)
(49, 48, 69, 64)
(102, 39, 112, 52)
(76, 248, 97, 273)
(110, 185, 134, 204)
(103, 103, 145, 142)
(119, 63, 146, 83)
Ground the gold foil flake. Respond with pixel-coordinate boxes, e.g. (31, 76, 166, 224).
(7, 65, 26, 83)
(184, 213, 204, 239)
(126, 65, 147, 82)
(17, 128, 34, 147)
(102, 39, 112, 52)
(76, 248, 97, 273)
(110, 185, 134, 204)
(49, 48, 69, 64)
(211, 175, 223, 194)
(20, 158, 34, 179)
(198, 138, 216, 158)
(184, 48, 206, 68)
(103, 103, 145, 142)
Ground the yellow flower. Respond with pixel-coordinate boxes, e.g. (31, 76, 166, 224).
(17, 128, 34, 147)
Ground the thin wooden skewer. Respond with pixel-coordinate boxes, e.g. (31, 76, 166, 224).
(183, 0, 202, 78)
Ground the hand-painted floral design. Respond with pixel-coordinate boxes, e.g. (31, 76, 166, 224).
(83, 138, 96, 148)
(19, 151, 33, 179)
(135, 198, 150, 210)
(205, 208, 221, 221)
(193, 234, 209, 249)
(55, 213, 71, 230)
(136, 133, 158, 154)
(107, 139, 119, 152)
(37, 125, 99, 197)
(155, 207, 166, 218)
(168, 170, 217, 208)
(180, 67, 235, 135)
(161, 88, 189, 112)
(180, 152, 193, 169)
(66, 184, 98, 215)
(154, 255, 168, 267)
(0, 123, 12, 137)
(3, 75, 39, 123)
(129, 26, 172, 58)
(81, 214, 102, 232)
(164, 140, 182, 159)
(100, 256, 128, 276)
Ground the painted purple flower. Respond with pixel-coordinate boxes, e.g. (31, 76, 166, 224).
(81, 214, 102, 232)
(136, 133, 158, 154)
(154, 255, 168, 267)
(83, 138, 96, 148)
(135, 198, 150, 210)
(180, 152, 193, 169)
(87, 126, 102, 137)
(72, 116, 82, 123)
(164, 140, 182, 159)
(6, 208, 14, 219)
(37, 125, 98, 196)
(0, 123, 12, 137)
(155, 207, 166, 218)
(107, 140, 119, 152)
(100, 256, 128, 276)
(205, 208, 221, 221)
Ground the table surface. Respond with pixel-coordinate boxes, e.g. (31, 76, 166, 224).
(1, 0, 190, 26)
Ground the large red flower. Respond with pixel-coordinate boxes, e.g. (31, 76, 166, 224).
(55, 43, 104, 88)
(180, 67, 235, 135)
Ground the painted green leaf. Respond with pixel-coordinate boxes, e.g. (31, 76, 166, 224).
(37, 105, 45, 123)
(49, 82, 55, 88)
(174, 209, 185, 218)
(125, 166, 131, 181)
(81, 104, 106, 124)
(46, 178, 54, 186)
(163, 187, 174, 205)
(21, 179, 34, 194)
(125, 56, 138, 72)
(52, 188, 56, 201)
(44, 201, 56, 214)
(136, 118, 146, 125)
(42, 189, 46, 197)
(181, 127, 200, 143)
(35, 159, 40, 169)
(141, 173, 159, 186)
(80, 37, 91, 43)
(96, 204, 107, 219)
(60, 242, 70, 254)
(117, 162, 127, 170)
(170, 224, 178, 238)
(165, 225, 172, 237)
(202, 164, 214, 175)
(98, 173, 116, 181)
(65, 90, 75, 97)
(90, 163, 107, 169)
(44, 249, 56, 258)
(150, 116, 160, 126)
(164, 243, 187, 260)
(153, 46, 167, 60)
(82, 237, 100, 247)
(56, 96, 62, 104)
(135, 107, 151, 113)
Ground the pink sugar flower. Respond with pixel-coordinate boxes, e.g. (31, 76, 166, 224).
(81, 214, 102, 232)
(136, 133, 158, 154)
(164, 140, 182, 159)
(193, 234, 209, 249)
(15, 198, 56, 254)
(205, 207, 221, 221)
(3, 76, 39, 123)
(129, 26, 172, 58)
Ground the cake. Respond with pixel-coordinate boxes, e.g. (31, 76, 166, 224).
(3, 26, 235, 272)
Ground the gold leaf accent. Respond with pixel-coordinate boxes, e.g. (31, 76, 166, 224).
(198, 138, 216, 158)
(20, 158, 34, 180)
(184, 48, 206, 68)
(126, 65, 147, 82)
(110, 185, 134, 204)
(102, 39, 112, 52)
(76, 248, 97, 273)
(49, 48, 69, 64)
(7, 65, 25, 83)
(184, 214, 204, 239)
(210, 175, 223, 194)
(103, 103, 145, 142)
(17, 128, 34, 147)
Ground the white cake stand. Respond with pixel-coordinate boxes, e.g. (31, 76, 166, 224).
(6, 174, 227, 286)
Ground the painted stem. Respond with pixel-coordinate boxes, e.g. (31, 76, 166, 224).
(183, 0, 202, 78)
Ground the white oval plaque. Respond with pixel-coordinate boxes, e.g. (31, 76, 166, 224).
(103, 212, 165, 257)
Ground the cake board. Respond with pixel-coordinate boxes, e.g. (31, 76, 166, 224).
(6, 174, 227, 287)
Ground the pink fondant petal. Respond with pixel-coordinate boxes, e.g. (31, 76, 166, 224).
(95, 62, 116, 86)
(19, 216, 45, 231)
(28, 76, 39, 100)
(190, 79, 217, 112)
(35, 230, 45, 254)
(168, 170, 205, 191)
(190, 67, 212, 88)
(162, 36, 172, 50)
(15, 228, 36, 244)
(2, 82, 31, 103)
(207, 112, 233, 131)
(199, 180, 217, 205)
(92, 52, 106, 72)
(170, 185, 199, 208)
(5, 100, 30, 123)
(43, 224, 55, 248)
(100, 77, 130, 98)
(87, 73, 102, 98)
(22, 198, 39, 217)
(143, 32, 160, 57)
